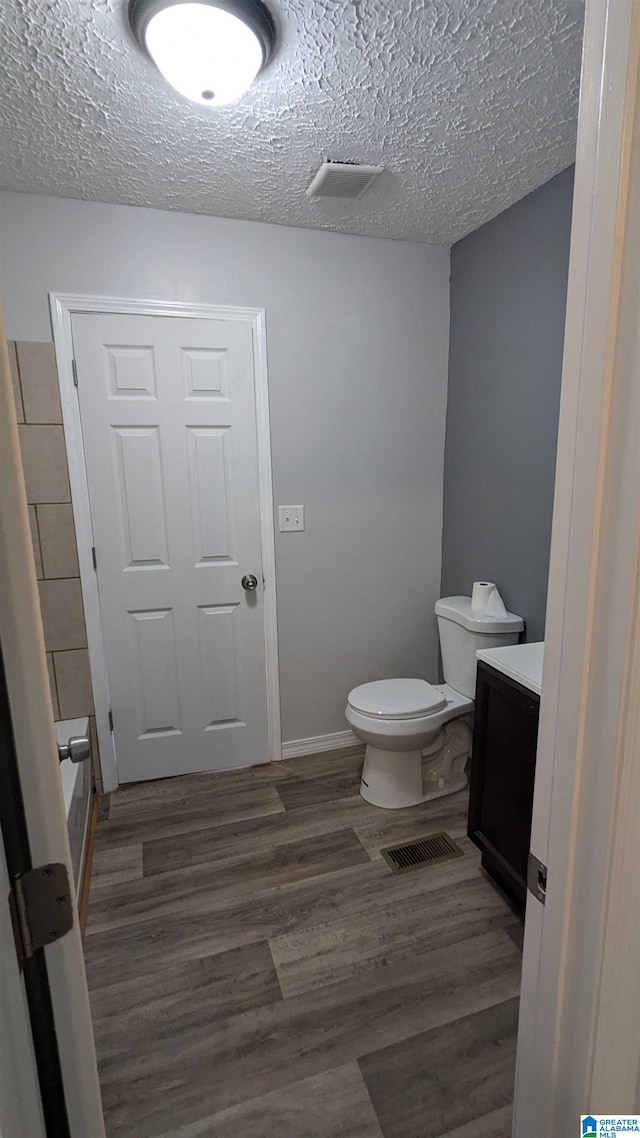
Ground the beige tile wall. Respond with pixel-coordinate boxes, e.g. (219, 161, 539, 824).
(11, 340, 101, 785)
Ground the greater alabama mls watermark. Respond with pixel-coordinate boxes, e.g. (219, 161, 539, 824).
(582, 1117, 640, 1136)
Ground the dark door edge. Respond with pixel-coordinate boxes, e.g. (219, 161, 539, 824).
(0, 641, 71, 1138)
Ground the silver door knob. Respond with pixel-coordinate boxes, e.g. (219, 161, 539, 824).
(241, 574, 258, 591)
(57, 735, 91, 765)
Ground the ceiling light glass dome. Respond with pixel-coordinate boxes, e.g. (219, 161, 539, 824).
(128, 0, 276, 107)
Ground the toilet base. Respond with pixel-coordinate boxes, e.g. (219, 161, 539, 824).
(359, 718, 471, 809)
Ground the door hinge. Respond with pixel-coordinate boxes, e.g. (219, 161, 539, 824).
(108, 708, 114, 732)
(9, 863, 74, 969)
(72, 358, 78, 387)
(91, 546, 97, 571)
(527, 852, 547, 904)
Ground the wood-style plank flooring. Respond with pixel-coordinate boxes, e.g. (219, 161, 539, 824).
(85, 748, 522, 1138)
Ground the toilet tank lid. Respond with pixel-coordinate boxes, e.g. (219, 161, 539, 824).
(435, 596, 524, 634)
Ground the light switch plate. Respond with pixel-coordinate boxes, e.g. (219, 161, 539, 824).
(279, 505, 305, 532)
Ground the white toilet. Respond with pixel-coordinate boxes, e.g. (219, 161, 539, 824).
(345, 595, 524, 809)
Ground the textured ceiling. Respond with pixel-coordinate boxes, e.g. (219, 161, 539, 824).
(0, 0, 584, 245)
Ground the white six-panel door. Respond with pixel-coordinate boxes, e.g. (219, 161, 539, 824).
(71, 313, 269, 783)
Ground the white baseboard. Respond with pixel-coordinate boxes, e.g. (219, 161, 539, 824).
(280, 729, 361, 761)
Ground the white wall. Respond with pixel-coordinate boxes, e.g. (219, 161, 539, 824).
(0, 191, 450, 744)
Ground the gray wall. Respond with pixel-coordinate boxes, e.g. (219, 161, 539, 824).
(0, 191, 450, 745)
(441, 167, 574, 642)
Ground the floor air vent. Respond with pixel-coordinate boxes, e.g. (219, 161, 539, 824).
(381, 832, 464, 874)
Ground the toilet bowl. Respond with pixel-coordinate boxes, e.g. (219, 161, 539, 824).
(346, 679, 473, 808)
(346, 595, 524, 809)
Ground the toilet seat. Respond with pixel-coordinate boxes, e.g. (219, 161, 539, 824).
(347, 678, 447, 720)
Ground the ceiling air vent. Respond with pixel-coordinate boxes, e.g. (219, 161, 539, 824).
(306, 161, 384, 200)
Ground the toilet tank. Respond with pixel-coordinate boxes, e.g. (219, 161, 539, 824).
(435, 596, 524, 699)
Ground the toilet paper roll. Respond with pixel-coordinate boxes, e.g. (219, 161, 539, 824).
(471, 581, 508, 619)
(472, 581, 495, 614)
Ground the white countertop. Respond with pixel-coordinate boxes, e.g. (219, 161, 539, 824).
(476, 641, 544, 696)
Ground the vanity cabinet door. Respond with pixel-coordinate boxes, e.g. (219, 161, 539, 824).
(468, 661, 539, 911)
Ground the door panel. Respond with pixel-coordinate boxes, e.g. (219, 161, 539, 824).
(130, 608, 182, 738)
(182, 346, 229, 398)
(72, 313, 269, 783)
(198, 603, 242, 726)
(115, 425, 169, 567)
(106, 344, 157, 398)
(187, 426, 235, 563)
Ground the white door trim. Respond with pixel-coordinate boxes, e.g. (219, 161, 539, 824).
(49, 294, 281, 793)
(514, 0, 640, 1129)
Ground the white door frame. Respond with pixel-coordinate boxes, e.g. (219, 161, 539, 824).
(0, 301, 105, 1136)
(0, 303, 49, 1138)
(514, 0, 640, 1130)
(50, 294, 281, 794)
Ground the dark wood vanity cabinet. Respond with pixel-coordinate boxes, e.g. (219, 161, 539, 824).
(468, 661, 540, 911)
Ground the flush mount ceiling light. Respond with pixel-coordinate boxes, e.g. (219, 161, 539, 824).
(128, 0, 276, 107)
